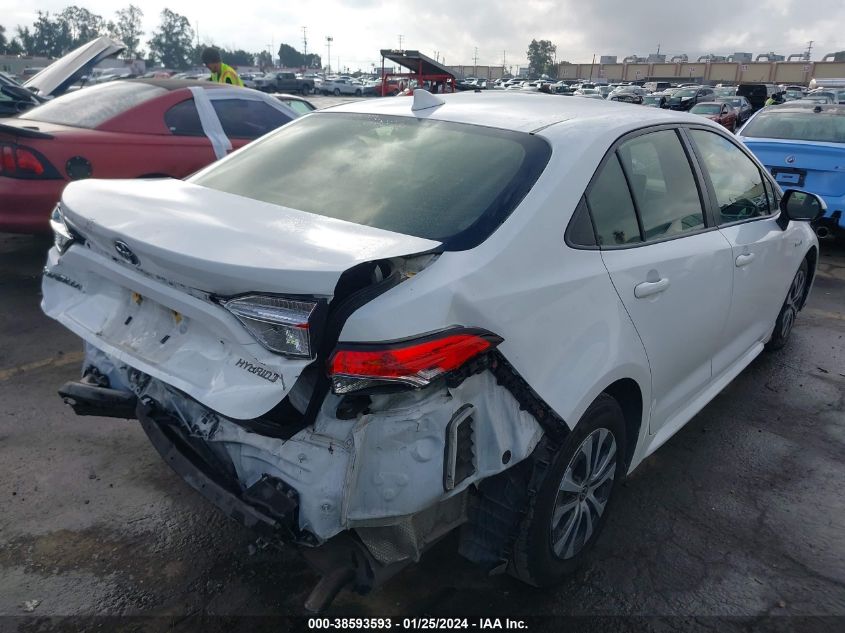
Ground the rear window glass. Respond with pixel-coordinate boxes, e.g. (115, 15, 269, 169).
(741, 110, 845, 143)
(19, 81, 166, 128)
(691, 103, 722, 114)
(191, 113, 551, 249)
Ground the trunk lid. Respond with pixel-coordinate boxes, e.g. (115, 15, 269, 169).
(60, 177, 441, 297)
(744, 139, 845, 196)
(45, 178, 439, 420)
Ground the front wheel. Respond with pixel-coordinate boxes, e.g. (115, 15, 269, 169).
(509, 394, 626, 587)
(355, 89, 362, 96)
(766, 258, 809, 351)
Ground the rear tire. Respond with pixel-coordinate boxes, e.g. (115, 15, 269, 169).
(509, 394, 626, 587)
(766, 258, 809, 351)
(301, 85, 311, 96)
(355, 89, 362, 97)
(333, 88, 341, 96)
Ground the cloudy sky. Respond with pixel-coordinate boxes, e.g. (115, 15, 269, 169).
(2, 0, 844, 70)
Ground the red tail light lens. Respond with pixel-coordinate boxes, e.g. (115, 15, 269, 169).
(14, 148, 45, 176)
(0, 142, 58, 179)
(328, 328, 503, 394)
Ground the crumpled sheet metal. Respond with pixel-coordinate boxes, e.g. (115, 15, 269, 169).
(85, 346, 543, 543)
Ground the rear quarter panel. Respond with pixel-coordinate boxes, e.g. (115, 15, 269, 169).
(340, 119, 653, 454)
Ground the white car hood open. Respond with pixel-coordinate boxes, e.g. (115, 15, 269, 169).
(24, 36, 125, 98)
(61, 178, 440, 297)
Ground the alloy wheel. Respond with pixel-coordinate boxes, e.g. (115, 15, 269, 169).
(550, 428, 617, 560)
(781, 267, 807, 340)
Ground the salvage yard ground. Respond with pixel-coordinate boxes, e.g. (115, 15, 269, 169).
(1, 232, 843, 624)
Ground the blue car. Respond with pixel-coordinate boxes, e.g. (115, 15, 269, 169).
(738, 102, 845, 238)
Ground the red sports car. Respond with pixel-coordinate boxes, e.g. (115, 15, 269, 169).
(689, 101, 738, 132)
(0, 79, 298, 233)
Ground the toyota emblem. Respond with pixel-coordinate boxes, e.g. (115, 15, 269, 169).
(114, 240, 139, 266)
(785, 155, 796, 164)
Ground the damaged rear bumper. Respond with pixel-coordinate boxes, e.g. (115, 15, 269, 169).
(138, 401, 301, 541)
(66, 345, 545, 562)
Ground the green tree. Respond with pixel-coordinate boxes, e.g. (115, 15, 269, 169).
(223, 48, 254, 67)
(277, 43, 302, 67)
(31, 11, 70, 57)
(256, 50, 272, 69)
(15, 26, 36, 55)
(147, 9, 194, 70)
(108, 5, 144, 59)
(60, 6, 105, 49)
(304, 53, 321, 69)
(526, 39, 556, 77)
(0, 24, 6, 52)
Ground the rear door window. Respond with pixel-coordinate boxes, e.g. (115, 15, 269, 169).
(617, 130, 706, 240)
(210, 99, 292, 139)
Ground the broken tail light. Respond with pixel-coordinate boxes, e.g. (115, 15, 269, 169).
(49, 203, 82, 254)
(0, 142, 60, 179)
(223, 295, 326, 358)
(328, 328, 503, 394)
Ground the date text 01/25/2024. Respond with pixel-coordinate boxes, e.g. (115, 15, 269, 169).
(307, 618, 529, 630)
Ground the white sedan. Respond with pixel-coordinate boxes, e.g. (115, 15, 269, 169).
(42, 91, 822, 608)
(320, 77, 363, 96)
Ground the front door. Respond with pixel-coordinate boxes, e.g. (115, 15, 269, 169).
(687, 129, 802, 375)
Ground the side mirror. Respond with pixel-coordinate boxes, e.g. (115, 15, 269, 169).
(779, 189, 826, 224)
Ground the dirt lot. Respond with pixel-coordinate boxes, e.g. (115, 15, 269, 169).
(1, 232, 843, 629)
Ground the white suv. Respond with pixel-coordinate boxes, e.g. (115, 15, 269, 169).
(43, 91, 822, 609)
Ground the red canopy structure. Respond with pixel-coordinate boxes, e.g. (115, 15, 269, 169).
(378, 49, 456, 96)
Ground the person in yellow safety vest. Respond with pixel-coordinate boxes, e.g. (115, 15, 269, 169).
(201, 47, 244, 87)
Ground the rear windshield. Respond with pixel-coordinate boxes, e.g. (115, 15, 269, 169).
(19, 82, 166, 128)
(691, 103, 721, 114)
(674, 89, 697, 98)
(191, 112, 551, 249)
(742, 110, 845, 143)
(738, 85, 767, 97)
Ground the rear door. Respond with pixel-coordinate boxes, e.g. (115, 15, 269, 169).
(588, 127, 734, 433)
(687, 128, 798, 374)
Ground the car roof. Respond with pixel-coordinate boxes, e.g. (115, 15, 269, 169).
(123, 78, 225, 91)
(762, 103, 845, 114)
(324, 90, 701, 134)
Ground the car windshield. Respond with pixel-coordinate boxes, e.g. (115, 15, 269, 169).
(675, 89, 698, 98)
(18, 81, 166, 128)
(714, 88, 735, 96)
(741, 110, 845, 143)
(191, 113, 552, 249)
(691, 103, 722, 114)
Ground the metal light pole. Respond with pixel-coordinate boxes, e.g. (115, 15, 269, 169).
(326, 36, 333, 74)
